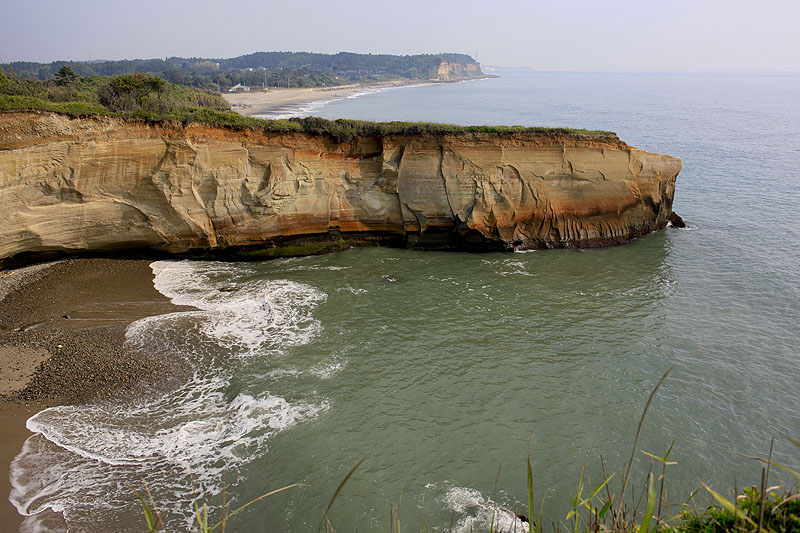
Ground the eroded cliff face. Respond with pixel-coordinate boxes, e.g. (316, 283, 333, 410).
(435, 61, 483, 81)
(0, 111, 681, 267)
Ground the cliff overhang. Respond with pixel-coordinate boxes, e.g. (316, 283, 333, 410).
(0, 111, 682, 268)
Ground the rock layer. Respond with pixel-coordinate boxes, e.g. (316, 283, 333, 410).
(0, 111, 681, 267)
(434, 61, 483, 81)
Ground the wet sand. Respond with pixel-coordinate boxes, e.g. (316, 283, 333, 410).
(0, 258, 193, 529)
(221, 80, 430, 117)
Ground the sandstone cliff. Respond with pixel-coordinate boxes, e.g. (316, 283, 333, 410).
(0, 112, 681, 267)
(434, 61, 483, 81)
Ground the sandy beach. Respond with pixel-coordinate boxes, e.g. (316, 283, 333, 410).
(0, 258, 193, 529)
(222, 80, 430, 117)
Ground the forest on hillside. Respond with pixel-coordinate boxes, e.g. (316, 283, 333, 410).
(1, 51, 481, 91)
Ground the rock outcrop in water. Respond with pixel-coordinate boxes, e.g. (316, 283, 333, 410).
(0, 111, 682, 267)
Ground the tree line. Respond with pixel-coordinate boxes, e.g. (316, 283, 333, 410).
(0, 66, 230, 117)
(1, 51, 482, 91)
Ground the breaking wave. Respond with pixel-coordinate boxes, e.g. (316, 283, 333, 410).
(10, 260, 329, 531)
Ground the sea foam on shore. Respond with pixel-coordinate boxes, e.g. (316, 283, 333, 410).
(9, 260, 329, 531)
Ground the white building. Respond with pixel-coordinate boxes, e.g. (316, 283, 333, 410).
(228, 84, 251, 93)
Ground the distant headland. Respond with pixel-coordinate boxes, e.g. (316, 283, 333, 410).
(0, 55, 680, 268)
(1, 51, 489, 93)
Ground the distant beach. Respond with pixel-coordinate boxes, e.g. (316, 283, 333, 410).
(221, 80, 434, 118)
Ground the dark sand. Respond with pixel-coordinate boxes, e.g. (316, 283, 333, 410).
(0, 258, 194, 530)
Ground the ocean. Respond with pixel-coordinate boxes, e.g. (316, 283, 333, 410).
(9, 71, 800, 531)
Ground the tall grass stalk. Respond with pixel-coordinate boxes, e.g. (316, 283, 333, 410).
(317, 456, 366, 533)
(619, 368, 673, 515)
(131, 479, 306, 532)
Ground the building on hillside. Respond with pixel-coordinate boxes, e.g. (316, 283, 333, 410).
(228, 84, 251, 93)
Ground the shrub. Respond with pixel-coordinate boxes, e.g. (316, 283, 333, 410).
(679, 486, 800, 532)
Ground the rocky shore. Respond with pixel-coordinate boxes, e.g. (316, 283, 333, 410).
(0, 258, 193, 528)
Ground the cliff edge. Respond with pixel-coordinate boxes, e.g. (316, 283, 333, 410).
(0, 112, 681, 267)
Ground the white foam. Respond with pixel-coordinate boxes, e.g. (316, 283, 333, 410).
(135, 260, 328, 356)
(309, 355, 346, 379)
(265, 367, 302, 379)
(444, 487, 530, 533)
(498, 259, 534, 277)
(10, 259, 331, 530)
(268, 97, 338, 119)
(337, 286, 368, 295)
(12, 373, 328, 528)
(282, 264, 350, 272)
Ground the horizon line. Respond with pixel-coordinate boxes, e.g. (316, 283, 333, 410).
(482, 67, 800, 75)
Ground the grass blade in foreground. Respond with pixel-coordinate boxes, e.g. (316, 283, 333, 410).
(637, 472, 656, 533)
(317, 457, 366, 533)
(208, 483, 308, 532)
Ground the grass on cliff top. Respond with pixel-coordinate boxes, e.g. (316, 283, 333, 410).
(0, 67, 616, 142)
(0, 96, 617, 142)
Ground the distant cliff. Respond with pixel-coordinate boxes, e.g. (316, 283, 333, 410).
(2, 51, 485, 91)
(0, 111, 681, 267)
(434, 61, 484, 81)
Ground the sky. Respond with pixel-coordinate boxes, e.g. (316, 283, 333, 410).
(3, 0, 799, 71)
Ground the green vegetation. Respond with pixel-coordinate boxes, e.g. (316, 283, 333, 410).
(279, 116, 615, 142)
(2, 51, 483, 91)
(132, 369, 798, 531)
(0, 66, 615, 142)
(54, 65, 78, 86)
(96, 73, 229, 114)
(135, 442, 798, 532)
(514, 371, 800, 532)
(0, 67, 229, 119)
(132, 479, 307, 533)
(679, 485, 800, 532)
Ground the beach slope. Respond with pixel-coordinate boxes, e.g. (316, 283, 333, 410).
(0, 259, 193, 529)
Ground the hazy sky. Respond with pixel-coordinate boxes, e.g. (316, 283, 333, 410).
(3, 0, 799, 71)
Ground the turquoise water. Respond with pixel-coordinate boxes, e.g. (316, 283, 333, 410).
(10, 72, 800, 531)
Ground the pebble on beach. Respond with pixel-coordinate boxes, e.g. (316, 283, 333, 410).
(0, 259, 192, 406)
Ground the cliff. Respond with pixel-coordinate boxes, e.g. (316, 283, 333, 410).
(0, 111, 681, 267)
(434, 61, 484, 81)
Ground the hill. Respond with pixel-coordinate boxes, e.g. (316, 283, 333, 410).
(1, 51, 485, 92)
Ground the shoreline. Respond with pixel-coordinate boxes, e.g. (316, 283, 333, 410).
(0, 258, 193, 529)
(221, 79, 437, 118)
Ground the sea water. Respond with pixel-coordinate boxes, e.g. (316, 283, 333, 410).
(9, 72, 800, 532)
